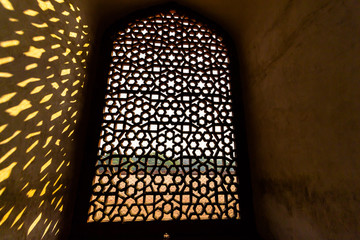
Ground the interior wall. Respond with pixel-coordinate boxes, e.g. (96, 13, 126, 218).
(88, 1, 360, 239)
(1, 0, 359, 239)
(0, 0, 92, 239)
(237, 0, 360, 239)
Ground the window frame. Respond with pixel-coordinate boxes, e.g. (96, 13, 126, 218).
(69, 3, 258, 240)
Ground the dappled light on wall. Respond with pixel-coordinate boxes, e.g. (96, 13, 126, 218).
(0, 0, 90, 239)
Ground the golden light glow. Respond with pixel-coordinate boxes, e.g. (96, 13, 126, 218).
(0, 130, 21, 144)
(40, 181, 50, 195)
(25, 63, 38, 70)
(32, 36, 45, 41)
(0, 207, 14, 226)
(51, 110, 62, 121)
(0, 162, 17, 183)
(0, 40, 19, 47)
(25, 132, 41, 139)
(23, 157, 35, 170)
(37, 0, 54, 11)
(0, 147, 16, 164)
(17, 77, 41, 87)
(27, 213, 42, 235)
(5, 100, 32, 116)
(30, 85, 45, 94)
(0, 0, 14, 10)
(23, 46, 45, 58)
(0, 92, 16, 103)
(40, 94, 53, 103)
(49, 17, 59, 22)
(24, 111, 39, 121)
(23, 9, 38, 16)
(26, 189, 36, 198)
(10, 207, 26, 228)
(0, 72, 13, 77)
(0, 0, 90, 237)
(0, 56, 14, 65)
(26, 140, 39, 153)
(48, 56, 58, 62)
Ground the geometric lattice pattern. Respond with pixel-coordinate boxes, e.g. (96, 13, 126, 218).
(87, 9, 240, 223)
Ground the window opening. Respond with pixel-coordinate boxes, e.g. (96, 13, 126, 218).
(87, 9, 240, 223)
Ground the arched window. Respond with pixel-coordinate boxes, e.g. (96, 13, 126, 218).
(71, 4, 257, 240)
(87, 8, 240, 224)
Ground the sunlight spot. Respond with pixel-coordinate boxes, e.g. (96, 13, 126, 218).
(24, 111, 39, 121)
(36, 120, 43, 126)
(41, 221, 52, 239)
(58, 29, 64, 34)
(21, 183, 29, 191)
(43, 136, 52, 148)
(45, 105, 51, 110)
(0, 124, 7, 133)
(0, 187, 5, 196)
(25, 131, 41, 139)
(40, 181, 50, 195)
(26, 189, 36, 198)
(0, 40, 19, 47)
(17, 77, 40, 87)
(0, 130, 21, 144)
(0, 72, 13, 77)
(76, 50, 83, 55)
(37, 0, 54, 11)
(62, 124, 70, 133)
(24, 9, 38, 16)
(27, 213, 42, 235)
(55, 196, 63, 209)
(39, 200, 44, 207)
(51, 110, 62, 121)
(10, 207, 26, 228)
(62, 48, 70, 56)
(61, 68, 70, 76)
(0, 92, 16, 103)
(40, 94, 53, 103)
(17, 222, 23, 230)
(9, 17, 18, 22)
(25, 63, 38, 70)
(76, 16, 81, 23)
(56, 160, 64, 172)
(71, 90, 78, 96)
(0, 162, 17, 183)
(33, 36, 45, 41)
(31, 22, 48, 28)
(71, 111, 77, 118)
(0, 56, 14, 65)
(48, 56, 58, 62)
(62, 11, 69, 16)
(53, 174, 62, 186)
(0, 0, 14, 10)
(30, 85, 45, 94)
(0, 147, 16, 164)
(26, 140, 39, 153)
(71, 57, 76, 63)
(24, 46, 45, 58)
(50, 34, 61, 40)
(6, 100, 32, 116)
(23, 156, 35, 170)
(54, 0, 64, 3)
(51, 82, 59, 89)
(15, 30, 24, 35)
(69, 3, 75, 11)
(0, 206, 14, 226)
(69, 32, 77, 38)
(49, 17, 59, 22)
(46, 73, 54, 79)
(52, 184, 62, 195)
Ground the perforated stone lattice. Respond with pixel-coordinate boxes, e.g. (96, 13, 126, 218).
(87, 9, 240, 223)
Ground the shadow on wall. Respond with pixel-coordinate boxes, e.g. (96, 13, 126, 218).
(0, 0, 90, 239)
